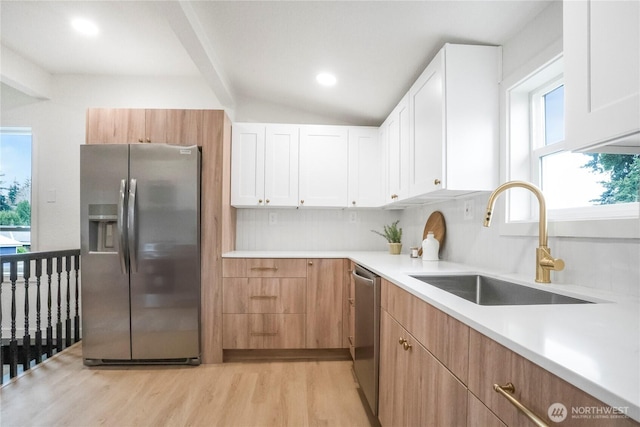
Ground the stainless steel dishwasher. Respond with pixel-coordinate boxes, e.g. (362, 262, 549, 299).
(352, 264, 381, 416)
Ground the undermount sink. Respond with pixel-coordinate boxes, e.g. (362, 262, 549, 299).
(409, 275, 593, 306)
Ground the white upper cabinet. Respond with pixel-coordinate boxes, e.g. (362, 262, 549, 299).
(408, 44, 501, 197)
(564, 0, 640, 152)
(299, 125, 349, 207)
(265, 125, 300, 206)
(231, 123, 265, 207)
(385, 94, 410, 203)
(231, 123, 299, 207)
(348, 127, 382, 207)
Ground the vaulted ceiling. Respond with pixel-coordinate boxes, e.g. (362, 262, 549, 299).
(0, 1, 553, 125)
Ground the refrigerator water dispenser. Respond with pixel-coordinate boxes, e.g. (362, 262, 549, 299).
(88, 203, 118, 253)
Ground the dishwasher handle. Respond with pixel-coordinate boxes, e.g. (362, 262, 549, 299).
(352, 270, 375, 285)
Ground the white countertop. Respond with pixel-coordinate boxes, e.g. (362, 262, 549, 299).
(223, 250, 640, 422)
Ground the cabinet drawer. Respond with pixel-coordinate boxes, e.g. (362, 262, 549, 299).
(222, 258, 307, 278)
(381, 279, 469, 384)
(468, 329, 638, 427)
(222, 314, 305, 349)
(222, 278, 305, 314)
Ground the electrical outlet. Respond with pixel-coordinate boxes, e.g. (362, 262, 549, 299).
(463, 200, 474, 220)
(349, 211, 358, 223)
(268, 212, 278, 225)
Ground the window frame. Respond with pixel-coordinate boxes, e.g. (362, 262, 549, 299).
(501, 43, 639, 239)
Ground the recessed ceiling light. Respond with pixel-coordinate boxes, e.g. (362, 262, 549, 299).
(316, 72, 337, 87)
(71, 18, 99, 36)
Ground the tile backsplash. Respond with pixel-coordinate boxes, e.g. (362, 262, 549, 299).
(234, 194, 640, 297)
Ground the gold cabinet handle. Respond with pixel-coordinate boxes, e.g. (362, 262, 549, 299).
(348, 298, 355, 306)
(265, 199, 270, 204)
(138, 138, 143, 143)
(434, 179, 441, 185)
(399, 337, 407, 345)
(145, 138, 151, 143)
(300, 199, 305, 205)
(249, 266, 279, 271)
(402, 341, 412, 351)
(391, 194, 398, 199)
(250, 295, 278, 300)
(494, 383, 549, 427)
(258, 199, 263, 204)
(308, 261, 313, 266)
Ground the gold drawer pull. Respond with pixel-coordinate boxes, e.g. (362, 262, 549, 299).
(250, 295, 278, 300)
(250, 332, 278, 336)
(249, 266, 279, 271)
(494, 383, 549, 427)
(348, 298, 355, 306)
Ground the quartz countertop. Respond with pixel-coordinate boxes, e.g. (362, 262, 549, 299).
(223, 250, 640, 421)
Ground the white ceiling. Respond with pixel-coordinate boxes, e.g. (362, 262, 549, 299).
(0, 0, 554, 125)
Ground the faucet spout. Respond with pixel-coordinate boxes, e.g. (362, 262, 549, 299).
(483, 180, 564, 283)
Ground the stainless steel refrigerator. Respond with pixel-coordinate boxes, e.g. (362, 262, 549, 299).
(80, 143, 201, 365)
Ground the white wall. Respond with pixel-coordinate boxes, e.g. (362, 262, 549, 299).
(1, 75, 223, 251)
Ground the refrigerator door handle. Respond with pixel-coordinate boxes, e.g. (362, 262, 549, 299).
(117, 179, 128, 274)
(128, 178, 138, 273)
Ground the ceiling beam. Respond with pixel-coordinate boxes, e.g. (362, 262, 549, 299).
(158, 1, 235, 107)
(0, 45, 52, 100)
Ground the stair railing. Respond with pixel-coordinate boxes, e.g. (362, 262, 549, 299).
(0, 249, 81, 383)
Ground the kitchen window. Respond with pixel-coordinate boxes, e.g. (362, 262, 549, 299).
(504, 53, 639, 238)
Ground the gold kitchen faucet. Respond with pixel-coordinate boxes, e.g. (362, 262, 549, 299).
(484, 180, 565, 283)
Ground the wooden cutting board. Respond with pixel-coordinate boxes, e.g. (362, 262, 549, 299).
(418, 211, 446, 256)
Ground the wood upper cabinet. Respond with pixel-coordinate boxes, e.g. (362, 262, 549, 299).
(564, 0, 640, 152)
(347, 127, 382, 207)
(468, 329, 639, 427)
(86, 108, 201, 145)
(230, 123, 299, 207)
(306, 258, 344, 348)
(378, 310, 468, 427)
(145, 109, 201, 146)
(408, 44, 501, 197)
(86, 108, 145, 144)
(298, 126, 349, 207)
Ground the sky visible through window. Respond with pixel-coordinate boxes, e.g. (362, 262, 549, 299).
(540, 86, 609, 209)
(0, 132, 32, 187)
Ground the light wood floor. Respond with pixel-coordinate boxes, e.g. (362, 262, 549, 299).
(0, 343, 375, 427)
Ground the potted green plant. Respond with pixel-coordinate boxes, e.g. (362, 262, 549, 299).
(371, 220, 403, 254)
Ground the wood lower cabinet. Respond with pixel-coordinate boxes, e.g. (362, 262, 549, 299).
(222, 258, 306, 350)
(306, 258, 344, 348)
(382, 278, 468, 383)
(345, 260, 355, 359)
(379, 279, 639, 427)
(467, 393, 506, 427)
(468, 329, 639, 427)
(379, 310, 467, 427)
(222, 258, 345, 351)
